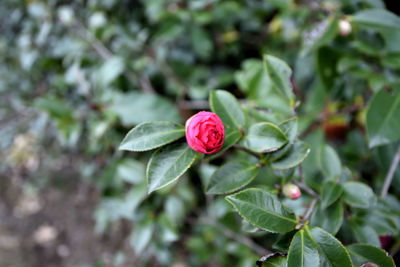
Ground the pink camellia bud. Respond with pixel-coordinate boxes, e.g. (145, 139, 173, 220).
(283, 184, 301, 200)
(185, 111, 225, 154)
(339, 19, 352, 37)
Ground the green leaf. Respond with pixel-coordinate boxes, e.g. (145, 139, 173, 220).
(242, 122, 288, 153)
(96, 56, 125, 87)
(109, 92, 181, 126)
(119, 121, 185, 152)
(287, 229, 320, 267)
(347, 244, 395, 267)
(257, 253, 287, 267)
(129, 219, 153, 255)
(343, 182, 375, 209)
(206, 161, 259, 195)
(321, 181, 343, 209)
(350, 219, 381, 248)
(146, 143, 198, 194)
(264, 54, 294, 103)
(366, 89, 400, 147)
(301, 18, 338, 56)
(317, 46, 339, 90)
(310, 202, 343, 235)
(221, 129, 241, 151)
(318, 145, 341, 180)
(352, 9, 400, 30)
(279, 117, 298, 143)
(307, 226, 353, 267)
(271, 141, 311, 170)
(225, 188, 297, 233)
(210, 90, 245, 133)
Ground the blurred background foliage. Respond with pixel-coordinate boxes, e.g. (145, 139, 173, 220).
(1, 0, 400, 266)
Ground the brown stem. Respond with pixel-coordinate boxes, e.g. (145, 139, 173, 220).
(380, 144, 400, 198)
(233, 144, 261, 159)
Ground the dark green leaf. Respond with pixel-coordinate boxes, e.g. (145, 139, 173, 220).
(210, 90, 245, 133)
(321, 181, 343, 209)
(257, 253, 287, 267)
(264, 54, 294, 104)
(318, 145, 341, 180)
(119, 121, 185, 152)
(307, 226, 352, 267)
(287, 229, 319, 267)
(271, 141, 311, 170)
(310, 202, 343, 235)
(147, 143, 198, 194)
(347, 244, 395, 267)
(206, 161, 259, 195)
(343, 182, 376, 209)
(366, 89, 400, 147)
(221, 129, 241, 151)
(226, 188, 297, 233)
(350, 219, 381, 248)
(242, 122, 288, 153)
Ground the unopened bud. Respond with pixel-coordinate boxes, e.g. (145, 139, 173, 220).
(339, 19, 352, 37)
(283, 184, 301, 200)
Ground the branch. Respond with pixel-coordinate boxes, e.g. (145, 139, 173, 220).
(292, 179, 320, 229)
(233, 144, 261, 159)
(380, 144, 400, 198)
(199, 218, 270, 256)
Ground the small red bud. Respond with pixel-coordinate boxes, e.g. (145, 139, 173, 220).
(283, 184, 301, 200)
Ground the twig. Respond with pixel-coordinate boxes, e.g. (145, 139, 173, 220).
(233, 144, 261, 159)
(292, 180, 318, 198)
(380, 144, 400, 198)
(298, 164, 304, 183)
(198, 218, 270, 256)
(296, 197, 319, 229)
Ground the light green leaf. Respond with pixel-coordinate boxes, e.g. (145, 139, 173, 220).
(279, 117, 298, 143)
(321, 181, 343, 209)
(287, 229, 320, 267)
(206, 161, 259, 195)
(347, 244, 395, 267)
(119, 121, 185, 152)
(350, 219, 381, 248)
(97, 56, 125, 87)
(225, 188, 297, 233)
(271, 141, 311, 170)
(343, 182, 376, 209)
(129, 219, 153, 255)
(301, 18, 338, 56)
(242, 122, 288, 153)
(146, 143, 198, 194)
(109, 92, 181, 126)
(352, 9, 400, 30)
(264, 54, 294, 103)
(366, 89, 400, 147)
(210, 90, 245, 133)
(318, 145, 341, 180)
(307, 226, 353, 267)
(310, 202, 343, 235)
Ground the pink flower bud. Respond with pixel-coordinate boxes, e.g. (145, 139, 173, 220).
(339, 19, 352, 37)
(379, 234, 392, 249)
(185, 111, 224, 154)
(283, 184, 301, 200)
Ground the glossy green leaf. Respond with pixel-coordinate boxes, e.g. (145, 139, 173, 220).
(279, 117, 298, 143)
(221, 129, 241, 151)
(307, 227, 352, 267)
(347, 244, 395, 267)
(343, 182, 375, 209)
(301, 18, 338, 56)
(271, 141, 311, 170)
(264, 54, 294, 103)
(321, 181, 343, 209)
(206, 161, 259, 195)
(119, 121, 185, 152)
(310, 202, 343, 235)
(287, 229, 320, 267)
(352, 9, 400, 30)
(318, 145, 341, 180)
(257, 253, 287, 267)
(366, 89, 400, 147)
(242, 122, 288, 153)
(350, 219, 381, 248)
(210, 90, 245, 133)
(146, 143, 198, 194)
(225, 188, 297, 233)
